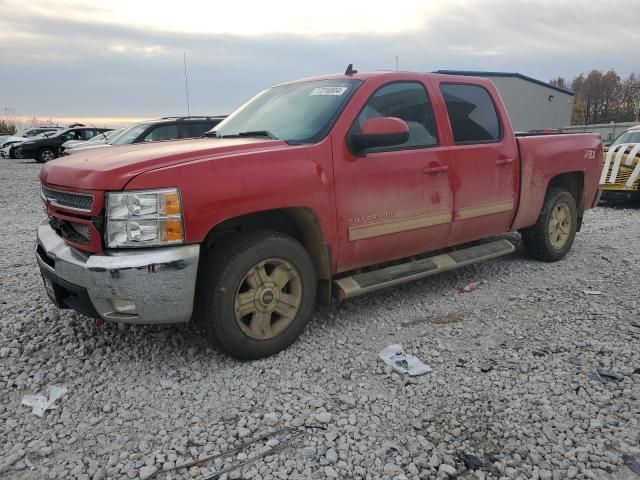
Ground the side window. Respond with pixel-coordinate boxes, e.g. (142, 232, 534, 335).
(440, 84, 501, 143)
(351, 82, 438, 149)
(143, 124, 179, 142)
(181, 122, 214, 138)
(64, 130, 82, 141)
(81, 129, 96, 140)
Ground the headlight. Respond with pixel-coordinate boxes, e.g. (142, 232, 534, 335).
(105, 188, 184, 248)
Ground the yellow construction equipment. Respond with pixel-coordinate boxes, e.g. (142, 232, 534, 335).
(600, 125, 640, 202)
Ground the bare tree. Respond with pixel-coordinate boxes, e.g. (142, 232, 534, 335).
(565, 69, 640, 124)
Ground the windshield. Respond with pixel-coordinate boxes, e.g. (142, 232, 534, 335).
(31, 131, 58, 140)
(46, 129, 69, 138)
(87, 129, 119, 143)
(213, 79, 363, 144)
(24, 129, 46, 137)
(611, 129, 640, 146)
(110, 124, 150, 145)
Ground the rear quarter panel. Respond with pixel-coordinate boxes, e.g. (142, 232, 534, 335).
(511, 133, 602, 230)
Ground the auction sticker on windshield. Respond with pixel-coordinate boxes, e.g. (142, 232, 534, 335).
(309, 87, 349, 96)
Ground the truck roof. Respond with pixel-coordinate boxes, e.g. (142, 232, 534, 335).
(275, 70, 497, 88)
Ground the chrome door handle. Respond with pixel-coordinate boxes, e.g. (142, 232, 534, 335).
(495, 158, 514, 166)
(423, 165, 449, 174)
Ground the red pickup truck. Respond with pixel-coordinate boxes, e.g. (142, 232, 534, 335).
(37, 70, 602, 359)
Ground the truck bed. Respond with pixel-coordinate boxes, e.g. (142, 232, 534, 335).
(511, 133, 602, 230)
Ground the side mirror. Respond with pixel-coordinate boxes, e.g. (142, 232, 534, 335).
(350, 117, 409, 153)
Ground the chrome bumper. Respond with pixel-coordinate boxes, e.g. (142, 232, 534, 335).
(36, 221, 200, 324)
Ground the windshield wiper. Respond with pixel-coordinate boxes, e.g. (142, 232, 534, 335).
(220, 130, 278, 140)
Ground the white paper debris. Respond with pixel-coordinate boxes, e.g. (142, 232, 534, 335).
(378, 344, 432, 376)
(21, 385, 67, 417)
(583, 290, 604, 296)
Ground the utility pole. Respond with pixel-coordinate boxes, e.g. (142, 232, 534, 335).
(183, 52, 191, 117)
(395, 55, 399, 71)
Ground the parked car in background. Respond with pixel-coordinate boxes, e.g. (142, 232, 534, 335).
(37, 70, 602, 359)
(17, 126, 112, 162)
(59, 116, 226, 156)
(1, 126, 63, 159)
(59, 127, 126, 156)
(599, 125, 640, 203)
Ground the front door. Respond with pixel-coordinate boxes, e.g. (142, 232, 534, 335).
(436, 83, 518, 246)
(332, 80, 453, 271)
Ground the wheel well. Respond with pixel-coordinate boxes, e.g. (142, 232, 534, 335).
(548, 172, 584, 210)
(547, 171, 585, 230)
(201, 208, 332, 303)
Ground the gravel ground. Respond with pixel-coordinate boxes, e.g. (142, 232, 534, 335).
(1, 156, 639, 480)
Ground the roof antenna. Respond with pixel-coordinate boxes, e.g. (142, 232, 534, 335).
(183, 52, 191, 117)
(344, 63, 357, 76)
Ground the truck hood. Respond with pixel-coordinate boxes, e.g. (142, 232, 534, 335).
(40, 137, 288, 190)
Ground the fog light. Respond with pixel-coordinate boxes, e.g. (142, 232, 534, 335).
(110, 298, 137, 314)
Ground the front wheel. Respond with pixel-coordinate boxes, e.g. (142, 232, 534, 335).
(36, 148, 57, 163)
(521, 188, 577, 262)
(194, 230, 317, 359)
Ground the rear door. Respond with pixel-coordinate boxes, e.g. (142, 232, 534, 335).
(435, 82, 518, 246)
(332, 80, 453, 271)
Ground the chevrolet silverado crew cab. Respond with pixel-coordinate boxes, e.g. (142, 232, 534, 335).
(37, 70, 602, 359)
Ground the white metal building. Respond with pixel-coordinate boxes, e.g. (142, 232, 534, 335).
(436, 70, 575, 132)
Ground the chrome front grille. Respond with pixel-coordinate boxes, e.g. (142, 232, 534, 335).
(41, 185, 93, 212)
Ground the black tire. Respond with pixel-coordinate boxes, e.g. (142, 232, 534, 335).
(36, 148, 56, 163)
(194, 230, 317, 360)
(8, 146, 17, 159)
(521, 188, 577, 262)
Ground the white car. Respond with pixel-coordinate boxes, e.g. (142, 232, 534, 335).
(1, 127, 62, 158)
(59, 128, 124, 156)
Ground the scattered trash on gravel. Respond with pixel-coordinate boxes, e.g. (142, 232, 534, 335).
(378, 344, 432, 376)
(583, 290, 604, 295)
(589, 370, 624, 384)
(21, 385, 67, 417)
(459, 282, 478, 293)
(622, 454, 640, 475)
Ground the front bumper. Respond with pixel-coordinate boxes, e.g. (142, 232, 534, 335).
(1, 145, 14, 158)
(36, 221, 200, 324)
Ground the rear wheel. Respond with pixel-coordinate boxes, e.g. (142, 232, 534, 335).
(521, 188, 577, 262)
(36, 148, 56, 163)
(194, 230, 317, 359)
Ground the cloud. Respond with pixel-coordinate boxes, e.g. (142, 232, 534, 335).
(0, 0, 638, 123)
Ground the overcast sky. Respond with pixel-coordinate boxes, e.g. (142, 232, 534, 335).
(1, 0, 638, 126)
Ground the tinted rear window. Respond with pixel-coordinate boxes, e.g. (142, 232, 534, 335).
(440, 84, 501, 143)
(182, 121, 215, 138)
